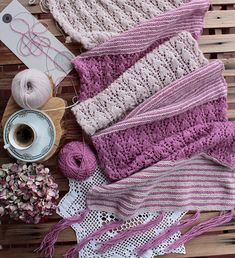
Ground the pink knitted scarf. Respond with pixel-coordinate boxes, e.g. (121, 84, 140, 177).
(38, 1, 235, 257)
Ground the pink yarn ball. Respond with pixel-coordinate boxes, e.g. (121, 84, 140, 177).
(58, 141, 97, 181)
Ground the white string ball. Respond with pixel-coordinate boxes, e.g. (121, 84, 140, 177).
(11, 69, 52, 109)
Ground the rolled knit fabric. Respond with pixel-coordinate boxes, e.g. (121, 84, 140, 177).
(72, 0, 209, 100)
(48, 0, 200, 50)
(87, 154, 235, 220)
(92, 61, 229, 181)
(72, 31, 208, 135)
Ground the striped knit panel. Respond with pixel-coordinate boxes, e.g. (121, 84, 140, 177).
(73, 0, 209, 101)
(72, 31, 208, 136)
(87, 154, 235, 220)
(91, 62, 228, 181)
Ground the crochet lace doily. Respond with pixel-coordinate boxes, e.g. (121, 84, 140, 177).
(58, 166, 186, 258)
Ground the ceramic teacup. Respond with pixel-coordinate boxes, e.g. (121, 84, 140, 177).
(4, 123, 37, 150)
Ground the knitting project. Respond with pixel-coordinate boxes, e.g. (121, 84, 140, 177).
(72, 32, 208, 135)
(39, 0, 235, 257)
(48, 0, 190, 49)
(58, 165, 186, 258)
(72, 0, 209, 101)
(92, 61, 228, 180)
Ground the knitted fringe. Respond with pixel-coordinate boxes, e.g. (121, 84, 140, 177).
(166, 210, 234, 252)
(36, 209, 233, 257)
(63, 220, 122, 258)
(97, 212, 164, 253)
(136, 211, 200, 256)
(136, 210, 233, 256)
(35, 209, 90, 258)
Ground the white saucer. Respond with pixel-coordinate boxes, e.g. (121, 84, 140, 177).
(3, 109, 56, 162)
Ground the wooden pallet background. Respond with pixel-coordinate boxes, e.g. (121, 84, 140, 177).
(1, 0, 235, 257)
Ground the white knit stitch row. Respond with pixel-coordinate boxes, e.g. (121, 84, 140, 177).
(48, 0, 188, 49)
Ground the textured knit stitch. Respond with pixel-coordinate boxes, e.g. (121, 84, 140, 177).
(48, 0, 190, 49)
(72, 0, 209, 100)
(87, 154, 235, 220)
(91, 61, 228, 180)
(72, 32, 208, 136)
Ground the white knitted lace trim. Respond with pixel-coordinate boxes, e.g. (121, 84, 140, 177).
(48, 0, 188, 49)
(57, 166, 186, 258)
(72, 31, 208, 136)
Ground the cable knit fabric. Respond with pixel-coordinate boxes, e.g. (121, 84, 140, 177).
(48, 0, 192, 50)
(87, 154, 235, 220)
(72, 31, 208, 136)
(72, 0, 209, 100)
(92, 61, 229, 181)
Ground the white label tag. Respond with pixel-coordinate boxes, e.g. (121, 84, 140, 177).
(0, 0, 74, 85)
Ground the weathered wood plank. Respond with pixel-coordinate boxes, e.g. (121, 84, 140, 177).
(0, 223, 75, 245)
(205, 10, 235, 28)
(211, 0, 235, 4)
(0, 245, 74, 258)
(199, 34, 235, 53)
(162, 233, 235, 257)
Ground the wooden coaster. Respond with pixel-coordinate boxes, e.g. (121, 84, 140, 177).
(1, 96, 66, 162)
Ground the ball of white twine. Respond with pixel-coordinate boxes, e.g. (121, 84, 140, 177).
(11, 69, 52, 109)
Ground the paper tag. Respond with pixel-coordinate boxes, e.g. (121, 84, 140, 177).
(0, 0, 75, 85)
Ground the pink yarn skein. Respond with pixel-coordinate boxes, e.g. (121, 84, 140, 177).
(58, 141, 96, 181)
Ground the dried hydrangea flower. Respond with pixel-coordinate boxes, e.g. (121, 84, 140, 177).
(0, 162, 59, 224)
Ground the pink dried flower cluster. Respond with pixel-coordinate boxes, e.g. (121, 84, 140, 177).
(0, 162, 59, 224)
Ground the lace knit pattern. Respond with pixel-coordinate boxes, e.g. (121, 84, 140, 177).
(72, 32, 208, 136)
(87, 154, 235, 220)
(48, 0, 189, 49)
(93, 99, 230, 181)
(91, 61, 228, 180)
(73, 0, 209, 100)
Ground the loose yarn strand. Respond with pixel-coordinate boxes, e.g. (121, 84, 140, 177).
(97, 212, 165, 253)
(166, 210, 234, 252)
(35, 209, 90, 258)
(64, 220, 123, 258)
(136, 211, 200, 256)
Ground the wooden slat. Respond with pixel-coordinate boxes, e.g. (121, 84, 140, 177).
(205, 10, 235, 28)
(0, 223, 75, 245)
(163, 233, 235, 257)
(211, 0, 235, 4)
(0, 245, 74, 258)
(199, 34, 235, 53)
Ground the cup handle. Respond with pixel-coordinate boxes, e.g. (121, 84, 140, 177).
(3, 144, 10, 149)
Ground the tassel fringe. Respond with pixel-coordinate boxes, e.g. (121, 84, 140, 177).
(35, 209, 90, 258)
(136, 211, 200, 256)
(166, 210, 234, 252)
(97, 212, 164, 253)
(64, 220, 123, 258)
